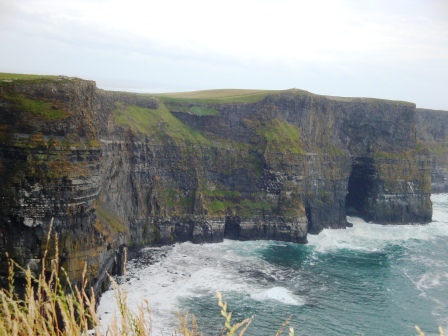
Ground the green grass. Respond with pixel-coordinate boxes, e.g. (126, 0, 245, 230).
(427, 143, 448, 156)
(240, 199, 271, 212)
(209, 199, 227, 212)
(156, 89, 278, 101)
(95, 202, 127, 234)
(0, 72, 58, 80)
(328, 145, 345, 155)
(155, 90, 284, 113)
(0, 72, 79, 86)
(0, 92, 71, 120)
(374, 151, 402, 160)
(257, 118, 303, 154)
(155, 188, 274, 217)
(323, 93, 414, 107)
(203, 190, 241, 197)
(21, 97, 70, 120)
(113, 102, 210, 145)
(88, 140, 103, 148)
(158, 189, 180, 207)
(206, 197, 272, 217)
(373, 148, 422, 160)
(188, 105, 219, 115)
(157, 91, 274, 118)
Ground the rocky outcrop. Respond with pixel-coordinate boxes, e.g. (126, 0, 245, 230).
(0, 78, 433, 292)
(416, 108, 448, 192)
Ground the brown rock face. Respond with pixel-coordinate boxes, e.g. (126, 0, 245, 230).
(0, 78, 432, 293)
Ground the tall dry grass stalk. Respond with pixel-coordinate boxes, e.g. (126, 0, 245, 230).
(0, 220, 99, 336)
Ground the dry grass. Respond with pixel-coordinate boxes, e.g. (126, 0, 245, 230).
(0, 221, 99, 336)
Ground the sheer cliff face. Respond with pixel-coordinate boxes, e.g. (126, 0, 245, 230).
(0, 79, 432, 289)
(416, 108, 448, 193)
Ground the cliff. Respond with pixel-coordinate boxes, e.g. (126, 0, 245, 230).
(0, 75, 432, 292)
(416, 108, 448, 193)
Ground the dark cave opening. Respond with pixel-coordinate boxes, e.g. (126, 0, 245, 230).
(346, 157, 374, 220)
(224, 216, 241, 240)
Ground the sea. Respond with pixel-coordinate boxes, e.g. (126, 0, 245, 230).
(97, 194, 448, 335)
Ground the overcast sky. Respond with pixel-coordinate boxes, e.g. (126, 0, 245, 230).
(1, 0, 447, 110)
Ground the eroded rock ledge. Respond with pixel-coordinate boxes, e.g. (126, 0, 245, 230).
(0, 78, 437, 293)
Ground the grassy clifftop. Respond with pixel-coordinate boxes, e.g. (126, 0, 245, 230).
(155, 88, 280, 102)
(0, 72, 81, 85)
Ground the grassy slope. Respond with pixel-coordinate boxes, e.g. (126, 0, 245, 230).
(113, 102, 210, 145)
(257, 118, 304, 155)
(0, 72, 81, 88)
(0, 92, 71, 120)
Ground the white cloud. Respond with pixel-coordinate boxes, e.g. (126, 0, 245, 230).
(1, 0, 447, 109)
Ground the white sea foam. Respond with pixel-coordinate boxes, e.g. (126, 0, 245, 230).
(98, 240, 305, 334)
(416, 272, 448, 292)
(307, 209, 448, 254)
(251, 287, 305, 306)
(432, 193, 448, 222)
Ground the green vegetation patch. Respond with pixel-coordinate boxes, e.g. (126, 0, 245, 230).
(0, 72, 79, 85)
(203, 189, 241, 197)
(156, 89, 315, 117)
(240, 199, 271, 213)
(155, 89, 280, 104)
(158, 189, 181, 208)
(156, 98, 220, 116)
(0, 72, 57, 81)
(95, 202, 127, 234)
(427, 143, 448, 156)
(88, 140, 103, 148)
(155, 91, 281, 118)
(209, 199, 227, 213)
(373, 149, 416, 160)
(328, 145, 345, 156)
(256, 118, 303, 154)
(188, 106, 219, 116)
(204, 194, 272, 217)
(156, 189, 196, 214)
(0, 92, 71, 120)
(113, 102, 210, 145)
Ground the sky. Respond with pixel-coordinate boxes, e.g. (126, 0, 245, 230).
(0, 0, 447, 110)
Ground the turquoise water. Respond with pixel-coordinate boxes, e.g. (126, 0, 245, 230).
(98, 194, 448, 335)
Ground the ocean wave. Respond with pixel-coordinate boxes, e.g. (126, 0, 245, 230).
(307, 214, 448, 254)
(251, 287, 305, 306)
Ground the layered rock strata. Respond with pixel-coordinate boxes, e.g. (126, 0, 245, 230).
(416, 108, 448, 192)
(0, 78, 432, 292)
